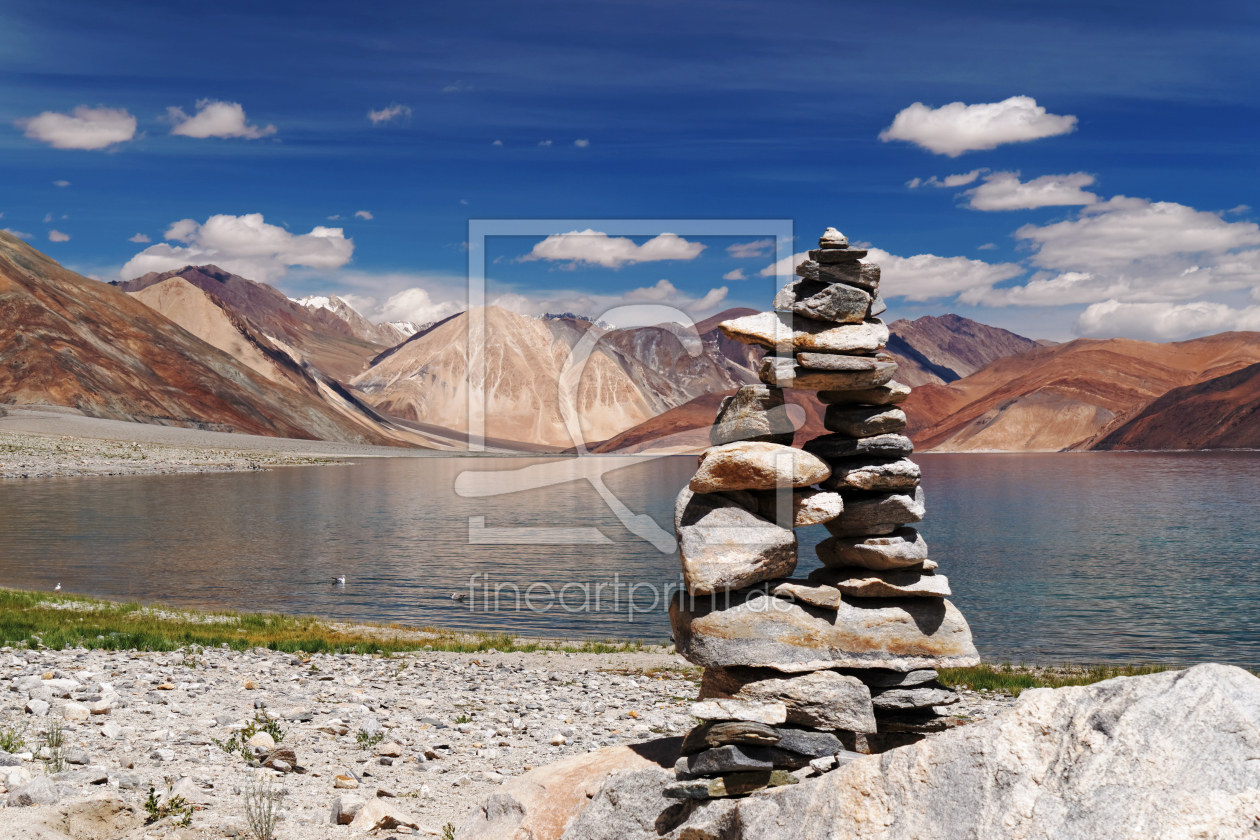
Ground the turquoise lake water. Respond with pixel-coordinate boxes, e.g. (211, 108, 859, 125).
(2, 451, 1258, 666)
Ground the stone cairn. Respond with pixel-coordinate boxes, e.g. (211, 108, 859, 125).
(665, 227, 980, 800)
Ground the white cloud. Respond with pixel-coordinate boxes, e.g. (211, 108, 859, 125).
(574, 139, 590, 147)
(1228, 205, 1251, 215)
(1017, 196, 1260, 270)
(367, 104, 412, 124)
(727, 238, 774, 258)
(759, 250, 811, 278)
(327, 214, 341, 220)
(1075, 299, 1260, 341)
(865, 248, 1024, 303)
(43, 213, 53, 223)
(168, 100, 276, 139)
(521, 230, 706, 268)
(964, 171, 1098, 211)
(120, 213, 353, 282)
(908, 169, 987, 188)
(492, 140, 503, 146)
(129, 233, 150, 243)
(16, 106, 137, 150)
(48, 230, 70, 242)
(373, 287, 466, 325)
(538, 140, 553, 147)
(53, 180, 71, 187)
(723, 268, 747, 280)
(978, 243, 997, 250)
(354, 210, 374, 220)
(3, 229, 34, 240)
(880, 96, 1077, 157)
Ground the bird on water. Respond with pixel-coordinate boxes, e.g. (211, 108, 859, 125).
(332, 576, 346, 585)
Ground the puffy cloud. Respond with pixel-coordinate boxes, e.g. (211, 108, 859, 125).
(1074, 299, 1260, 341)
(129, 233, 151, 243)
(880, 96, 1077, 157)
(521, 230, 706, 268)
(373, 287, 466, 325)
(16, 106, 136, 150)
(723, 268, 747, 280)
(1017, 196, 1260, 270)
(908, 169, 987, 188)
(48, 230, 70, 242)
(865, 248, 1024, 303)
(3, 228, 34, 240)
(367, 104, 411, 124)
(53, 180, 71, 187)
(354, 210, 374, 220)
(574, 139, 590, 147)
(1228, 205, 1251, 215)
(167, 100, 276, 139)
(727, 238, 774, 258)
(759, 250, 811, 278)
(964, 171, 1098, 211)
(120, 213, 353, 282)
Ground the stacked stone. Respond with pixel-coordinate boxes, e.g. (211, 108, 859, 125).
(665, 228, 980, 800)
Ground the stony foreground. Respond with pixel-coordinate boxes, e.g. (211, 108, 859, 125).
(0, 644, 1015, 839)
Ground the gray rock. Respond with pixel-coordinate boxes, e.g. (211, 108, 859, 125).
(808, 566, 950, 598)
(65, 748, 91, 765)
(674, 487, 797, 596)
(709, 385, 796, 446)
(773, 279, 870, 324)
(793, 352, 895, 372)
(847, 668, 939, 689)
(720, 311, 888, 354)
(824, 487, 926, 536)
(24, 698, 49, 717)
(8, 775, 59, 807)
(824, 405, 907, 436)
(816, 528, 928, 570)
(561, 768, 680, 836)
(869, 293, 886, 317)
(870, 684, 960, 710)
(769, 578, 842, 609)
(818, 227, 848, 248)
(0, 751, 21, 767)
(818, 380, 910, 406)
(690, 698, 787, 724)
(808, 248, 868, 263)
(759, 356, 896, 391)
(681, 721, 781, 754)
(750, 488, 844, 527)
(698, 668, 876, 733)
(661, 770, 799, 801)
(820, 457, 920, 493)
(671, 590, 980, 672)
(771, 727, 845, 762)
(803, 432, 913, 460)
(797, 259, 880, 291)
(331, 793, 367, 825)
(691, 441, 830, 493)
(686, 744, 775, 774)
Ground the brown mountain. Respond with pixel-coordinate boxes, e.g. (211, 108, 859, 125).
(906, 332, 1260, 452)
(1094, 361, 1260, 450)
(886, 314, 1045, 387)
(0, 231, 406, 444)
(113, 266, 383, 381)
(349, 306, 761, 448)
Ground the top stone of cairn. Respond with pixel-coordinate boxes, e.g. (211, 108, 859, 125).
(819, 227, 848, 249)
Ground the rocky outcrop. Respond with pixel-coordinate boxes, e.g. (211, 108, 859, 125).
(556, 665, 1260, 840)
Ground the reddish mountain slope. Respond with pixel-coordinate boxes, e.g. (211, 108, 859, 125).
(886, 314, 1045, 387)
(0, 231, 402, 444)
(1094, 361, 1260, 450)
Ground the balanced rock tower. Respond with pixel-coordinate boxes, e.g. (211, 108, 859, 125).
(666, 227, 980, 800)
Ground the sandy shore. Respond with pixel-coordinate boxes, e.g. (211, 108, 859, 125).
(0, 406, 447, 478)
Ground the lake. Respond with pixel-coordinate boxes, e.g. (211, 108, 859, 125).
(2, 451, 1259, 666)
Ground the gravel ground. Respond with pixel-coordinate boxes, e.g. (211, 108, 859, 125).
(0, 645, 1018, 839)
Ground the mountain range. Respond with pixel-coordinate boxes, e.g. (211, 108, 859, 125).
(7, 232, 1260, 454)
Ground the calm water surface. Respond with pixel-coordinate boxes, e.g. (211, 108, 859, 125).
(1, 452, 1258, 666)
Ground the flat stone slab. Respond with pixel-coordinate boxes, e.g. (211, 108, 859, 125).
(663, 769, 798, 800)
(760, 356, 896, 390)
(794, 353, 895, 372)
(751, 488, 844, 527)
(675, 488, 797, 596)
(821, 456, 920, 492)
(818, 381, 910, 405)
(871, 685, 960, 710)
(691, 441, 830, 493)
(681, 721, 781, 755)
(808, 566, 951, 598)
(774, 279, 870, 324)
(808, 248, 869, 263)
(803, 433, 913, 460)
(686, 744, 775, 774)
(797, 259, 880, 292)
(819, 227, 848, 248)
(720, 311, 888, 354)
(869, 293, 886, 317)
(671, 590, 981, 672)
(824, 406, 907, 436)
(816, 528, 929, 570)
(699, 668, 876, 733)
(824, 487, 926, 536)
(770, 578, 842, 609)
(690, 698, 788, 725)
(710, 385, 796, 446)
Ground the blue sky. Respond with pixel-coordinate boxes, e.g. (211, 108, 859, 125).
(3, 0, 1260, 340)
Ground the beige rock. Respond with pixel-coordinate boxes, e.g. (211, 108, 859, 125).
(823, 405, 907, 436)
(690, 699, 787, 724)
(691, 441, 829, 493)
(816, 528, 929, 570)
(803, 432, 913, 460)
(769, 579, 842, 609)
(245, 731, 275, 751)
(62, 702, 89, 722)
(348, 798, 429, 832)
(751, 488, 844, 527)
(759, 356, 897, 390)
(709, 385, 796, 446)
(820, 457, 920, 492)
(719, 311, 888, 354)
(333, 774, 359, 789)
(809, 566, 951, 598)
(670, 590, 980, 672)
(699, 668, 876, 733)
(818, 380, 911, 405)
(457, 739, 681, 840)
(825, 487, 925, 536)
(375, 741, 402, 757)
(675, 488, 797, 596)
(330, 793, 366, 825)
